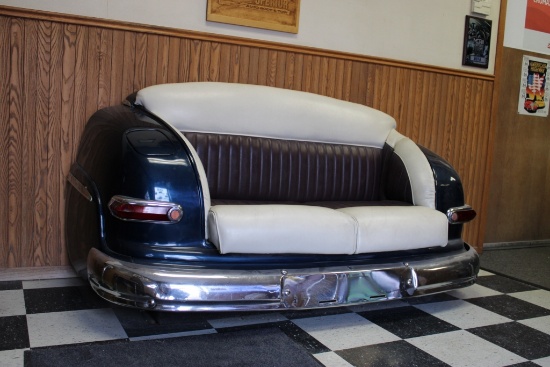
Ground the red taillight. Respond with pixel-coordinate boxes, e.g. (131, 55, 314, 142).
(108, 195, 183, 223)
(447, 205, 476, 224)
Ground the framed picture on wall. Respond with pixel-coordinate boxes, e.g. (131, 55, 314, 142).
(462, 15, 492, 68)
(207, 0, 300, 34)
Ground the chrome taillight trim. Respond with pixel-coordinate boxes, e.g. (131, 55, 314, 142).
(108, 195, 184, 223)
(67, 173, 93, 202)
(446, 205, 476, 224)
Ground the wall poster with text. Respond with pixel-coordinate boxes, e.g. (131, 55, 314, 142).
(518, 55, 550, 117)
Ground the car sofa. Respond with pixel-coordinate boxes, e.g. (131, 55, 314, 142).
(66, 82, 479, 311)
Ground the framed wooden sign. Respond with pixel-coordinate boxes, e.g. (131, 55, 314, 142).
(207, 0, 300, 34)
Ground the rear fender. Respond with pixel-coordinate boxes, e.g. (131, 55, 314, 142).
(108, 126, 206, 255)
(419, 146, 467, 241)
(66, 105, 206, 271)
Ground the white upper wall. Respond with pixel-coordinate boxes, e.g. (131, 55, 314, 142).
(1, 0, 500, 74)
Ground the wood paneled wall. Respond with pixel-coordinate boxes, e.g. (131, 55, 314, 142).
(485, 47, 550, 244)
(0, 7, 495, 267)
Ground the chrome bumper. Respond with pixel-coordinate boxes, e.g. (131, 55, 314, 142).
(87, 246, 479, 312)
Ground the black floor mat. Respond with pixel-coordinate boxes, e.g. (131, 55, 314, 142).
(480, 245, 550, 290)
(24, 327, 322, 367)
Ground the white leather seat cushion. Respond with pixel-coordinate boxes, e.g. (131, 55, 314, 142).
(337, 206, 448, 253)
(208, 205, 358, 255)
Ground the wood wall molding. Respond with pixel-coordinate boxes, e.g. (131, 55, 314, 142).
(479, 0, 507, 246)
(0, 6, 495, 267)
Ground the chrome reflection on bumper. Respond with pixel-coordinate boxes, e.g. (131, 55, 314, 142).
(87, 246, 479, 312)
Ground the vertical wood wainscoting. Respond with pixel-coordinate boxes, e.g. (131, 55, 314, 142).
(0, 8, 494, 267)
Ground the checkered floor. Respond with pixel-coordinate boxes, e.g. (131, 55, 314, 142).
(1, 269, 550, 367)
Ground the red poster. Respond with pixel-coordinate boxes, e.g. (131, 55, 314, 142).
(525, 0, 550, 34)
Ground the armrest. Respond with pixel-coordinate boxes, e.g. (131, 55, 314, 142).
(382, 129, 467, 214)
(382, 130, 472, 243)
(382, 130, 436, 209)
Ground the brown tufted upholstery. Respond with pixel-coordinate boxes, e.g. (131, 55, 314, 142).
(185, 132, 412, 206)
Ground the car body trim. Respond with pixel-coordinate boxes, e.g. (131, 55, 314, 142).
(87, 245, 479, 312)
(108, 195, 184, 224)
(67, 173, 93, 202)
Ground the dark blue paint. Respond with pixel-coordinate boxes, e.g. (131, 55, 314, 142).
(420, 145, 466, 242)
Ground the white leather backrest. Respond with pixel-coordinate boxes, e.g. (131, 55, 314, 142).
(135, 82, 397, 149)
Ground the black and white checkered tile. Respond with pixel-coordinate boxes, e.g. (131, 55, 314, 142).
(1, 270, 550, 367)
